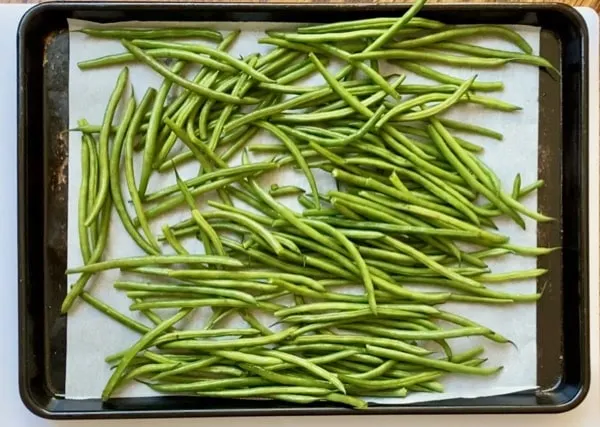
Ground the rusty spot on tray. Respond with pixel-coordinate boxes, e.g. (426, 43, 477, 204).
(43, 29, 66, 66)
(51, 130, 69, 195)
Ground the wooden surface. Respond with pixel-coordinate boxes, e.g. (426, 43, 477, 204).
(3, 0, 600, 11)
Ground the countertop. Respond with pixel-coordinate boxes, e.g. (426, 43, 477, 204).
(2, 3, 598, 427)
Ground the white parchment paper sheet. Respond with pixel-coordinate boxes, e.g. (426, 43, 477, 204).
(66, 19, 540, 404)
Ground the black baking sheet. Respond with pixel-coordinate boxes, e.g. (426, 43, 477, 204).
(17, 1, 589, 419)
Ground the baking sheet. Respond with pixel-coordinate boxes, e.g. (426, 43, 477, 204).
(66, 18, 540, 404)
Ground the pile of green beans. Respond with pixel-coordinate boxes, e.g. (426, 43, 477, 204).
(65, 0, 556, 408)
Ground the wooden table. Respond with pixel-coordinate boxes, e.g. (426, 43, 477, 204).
(4, 0, 600, 11)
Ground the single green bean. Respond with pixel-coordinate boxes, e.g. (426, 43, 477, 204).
(79, 27, 222, 41)
(67, 255, 242, 274)
(85, 67, 128, 226)
(394, 61, 503, 91)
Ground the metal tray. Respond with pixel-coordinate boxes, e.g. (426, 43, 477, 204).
(17, 1, 590, 419)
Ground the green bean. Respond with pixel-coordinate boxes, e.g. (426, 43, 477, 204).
(239, 310, 274, 336)
(80, 291, 150, 334)
(260, 50, 303, 76)
(428, 120, 528, 226)
(276, 302, 437, 318)
(224, 85, 336, 133)
(332, 169, 464, 219)
(210, 59, 257, 151)
(390, 25, 532, 53)
(206, 307, 239, 330)
(391, 171, 479, 225)
(67, 255, 242, 274)
(85, 132, 100, 244)
(76, 130, 91, 263)
(395, 61, 503, 91)
(78, 48, 236, 71)
(393, 275, 539, 302)
(123, 362, 179, 382)
(61, 197, 112, 313)
(474, 269, 547, 282)
(397, 84, 458, 94)
(277, 343, 362, 354)
(347, 359, 398, 380)
(499, 244, 559, 256)
(150, 377, 269, 392)
(120, 40, 257, 104)
(309, 53, 375, 118)
(137, 60, 186, 196)
(242, 364, 331, 388)
(292, 333, 431, 356)
(257, 121, 321, 209)
(356, 244, 445, 264)
(259, 349, 345, 393)
(261, 37, 401, 99)
(195, 386, 332, 398)
(79, 27, 222, 41)
(368, 344, 503, 376)
(299, 218, 376, 314)
(208, 201, 273, 226)
(172, 169, 226, 256)
(275, 58, 324, 85)
(340, 324, 489, 340)
(198, 352, 278, 368)
(353, 49, 511, 67)
(379, 76, 476, 125)
(268, 350, 360, 373)
(274, 81, 405, 124)
(123, 88, 162, 254)
(272, 278, 365, 304)
(208, 210, 284, 255)
(269, 184, 306, 197)
(114, 281, 256, 304)
(141, 174, 241, 221)
(168, 269, 325, 292)
(105, 95, 160, 255)
(280, 308, 422, 325)
(378, 235, 487, 288)
(431, 41, 555, 71)
(298, 16, 444, 33)
(275, 229, 451, 303)
(434, 117, 503, 141)
(367, 259, 487, 277)
(85, 67, 128, 226)
(162, 67, 213, 123)
(343, 371, 442, 390)
(161, 225, 190, 255)
(448, 295, 514, 304)
(279, 29, 388, 43)
(429, 311, 509, 343)
(103, 309, 191, 400)
(363, 0, 427, 52)
(330, 196, 451, 257)
(219, 127, 261, 162)
(151, 356, 222, 381)
(357, 190, 508, 244)
(159, 327, 295, 351)
(131, 39, 274, 83)
(249, 179, 344, 249)
(153, 329, 261, 346)
(130, 298, 252, 311)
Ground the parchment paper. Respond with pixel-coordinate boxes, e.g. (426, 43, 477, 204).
(66, 19, 540, 404)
